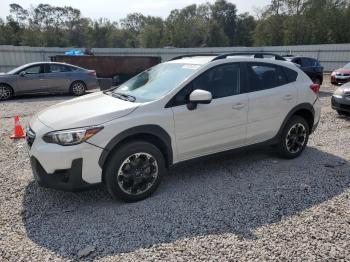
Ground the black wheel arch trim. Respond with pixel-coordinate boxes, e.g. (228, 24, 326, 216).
(98, 125, 173, 169)
(274, 103, 315, 143)
(70, 80, 86, 89)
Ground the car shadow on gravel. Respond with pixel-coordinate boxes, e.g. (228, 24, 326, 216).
(22, 147, 350, 259)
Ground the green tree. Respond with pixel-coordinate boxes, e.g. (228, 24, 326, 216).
(139, 17, 165, 48)
(235, 13, 256, 46)
(210, 0, 237, 45)
(164, 4, 209, 47)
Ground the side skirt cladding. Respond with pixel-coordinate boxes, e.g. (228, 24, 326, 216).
(98, 125, 173, 169)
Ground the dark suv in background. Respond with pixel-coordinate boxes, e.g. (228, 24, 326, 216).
(284, 56, 323, 85)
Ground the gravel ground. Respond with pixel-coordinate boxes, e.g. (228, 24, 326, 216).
(0, 78, 349, 261)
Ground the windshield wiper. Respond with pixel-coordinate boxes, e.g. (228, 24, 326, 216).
(112, 92, 136, 102)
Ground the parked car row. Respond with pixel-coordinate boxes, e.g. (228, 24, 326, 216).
(2, 53, 350, 102)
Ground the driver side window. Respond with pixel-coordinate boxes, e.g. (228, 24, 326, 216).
(166, 63, 241, 107)
(193, 63, 240, 99)
(21, 65, 42, 75)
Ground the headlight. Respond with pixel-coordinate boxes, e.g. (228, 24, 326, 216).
(331, 71, 337, 76)
(43, 126, 103, 146)
(333, 87, 344, 98)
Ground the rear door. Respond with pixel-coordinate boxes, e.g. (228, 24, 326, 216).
(16, 64, 46, 94)
(170, 63, 249, 161)
(245, 62, 298, 145)
(45, 64, 72, 93)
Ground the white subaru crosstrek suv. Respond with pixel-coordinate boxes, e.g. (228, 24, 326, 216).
(27, 53, 321, 202)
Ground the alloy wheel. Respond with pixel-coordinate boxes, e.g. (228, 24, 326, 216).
(117, 153, 158, 196)
(285, 123, 307, 154)
(0, 86, 12, 100)
(72, 82, 85, 95)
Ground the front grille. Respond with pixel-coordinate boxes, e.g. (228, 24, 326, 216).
(339, 103, 350, 110)
(336, 73, 350, 77)
(336, 79, 349, 83)
(26, 127, 36, 148)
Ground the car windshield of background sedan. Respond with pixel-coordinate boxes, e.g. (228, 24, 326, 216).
(112, 63, 200, 102)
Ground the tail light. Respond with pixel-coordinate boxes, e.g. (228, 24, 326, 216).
(310, 84, 320, 95)
(88, 70, 96, 77)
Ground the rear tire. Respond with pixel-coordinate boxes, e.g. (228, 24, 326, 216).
(104, 141, 165, 202)
(0, 84, 13, 101)
(70, 81, 86, 96)
(276, 116, 310, 159)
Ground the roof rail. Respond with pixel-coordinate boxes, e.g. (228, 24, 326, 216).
(169, 53, 218, 61)
(211, 52, 286, 62)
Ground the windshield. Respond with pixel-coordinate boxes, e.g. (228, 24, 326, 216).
(113, 63, 200, 102)
(343, 63, 350, 69)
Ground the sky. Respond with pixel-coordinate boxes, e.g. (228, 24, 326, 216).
(0, 0, 270, 20)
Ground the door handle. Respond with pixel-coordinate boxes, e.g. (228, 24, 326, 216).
(232, 103, 245, 110)
(283, 94, 293, 101)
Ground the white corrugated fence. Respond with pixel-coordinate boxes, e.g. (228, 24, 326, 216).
(1, 44, 350, 72)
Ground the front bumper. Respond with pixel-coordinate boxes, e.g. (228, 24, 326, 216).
(332, 96, 350, 112)
(30, 157, 94, 191)
(27, 116, 104, 191)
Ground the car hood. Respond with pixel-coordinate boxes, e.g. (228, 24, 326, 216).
(333, 68, 350, 74)
(37, 92, 140, 130)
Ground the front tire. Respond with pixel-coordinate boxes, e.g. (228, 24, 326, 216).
(70, 81, 86, 96)
(0, 84, 13, 101)
(276, 116, 310, 159)
(104, 141, 165, 202)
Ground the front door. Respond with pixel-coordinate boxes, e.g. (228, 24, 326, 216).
(16, 64, 46, 94)
(170, 63, 248, 161)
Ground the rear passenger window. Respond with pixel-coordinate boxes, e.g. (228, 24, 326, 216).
(283, 67, 298, 83)
(49, 64, 71, 73)
(246, 63, 287, 92)
(166, 63, 241, 107)
(192, 63, 240, 99)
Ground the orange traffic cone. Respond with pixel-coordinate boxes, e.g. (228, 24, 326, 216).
(10, 116, 26, 139)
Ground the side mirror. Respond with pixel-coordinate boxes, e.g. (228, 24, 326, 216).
(187, 89, 212, 110)
(19, 71, 26, 77)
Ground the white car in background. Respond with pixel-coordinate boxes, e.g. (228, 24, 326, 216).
(27, 53, 321, 202)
